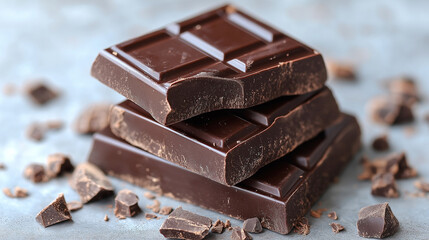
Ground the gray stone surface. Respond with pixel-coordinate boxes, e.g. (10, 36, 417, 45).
(1, 0, 429, 239)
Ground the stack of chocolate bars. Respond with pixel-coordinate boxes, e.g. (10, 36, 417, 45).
(87, 5, 361, 234)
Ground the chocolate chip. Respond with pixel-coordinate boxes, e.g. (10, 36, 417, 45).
(35, 193, 72, 228)
(330, 222, 345, 233)
(328, 61, 356, 80)
(372, 135, 389, 151)
(368, 96, 414, 125)
(159, 206, 173, 215)
(26, 122, 46, 141)
(74, 104, 111, 134)
(211, 219, 225, 233)
(24, 163, 49, 183)
(46, 153, 74, 177)
(328, 211, 338, 220)
(145, 213, 158, 220)
(371, 173, 399, 198)
(70, 163, 114, 203)
(147, 199, 160, 213)
(414, 180, 429, 192)
(25, 81, 58, 105)
(114, 189, 141, 219)
(242, 217, 262, 233)
(293, 217, 310, 235)
(231, 227, 252, 240)
(357, 202, 399, 238)
(143, 191, 156, 200)
(67, 201, 83, 211)
(387, 76, 420, 105)
(159, 207, 212, 240)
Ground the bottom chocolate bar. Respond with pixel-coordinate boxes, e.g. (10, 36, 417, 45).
(88, 114, 361, 234)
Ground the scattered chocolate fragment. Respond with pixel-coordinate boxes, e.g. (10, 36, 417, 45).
(46, 120, 64, 130)
(414, 180, 429, 192)
(143, 191, 156, 200)
(310, 208, 327, 218)
(104, 214, 109, 221)
(14, 187, 29, 198)
(74, 104, 111, 134)
(159, 206, 173, 215)
(145, 213, 158, 220)
(211, 219, 225, 233)
(25, 81, 58, 105)
(328, 61, 356, 80)
(372, 135, 389, 151)
(159, 207, 212, 240)
(114, 189, 141, 219)
(328, 211, 338, 220)
(24, 163, 49, 183)
(387, 76, 420, 105)
(243, 217, 262, 233)
(225, 219, 232, 230)
(368, 96, 414, 125)
(2, 188, 14, 198)
(70, 163, 114, 203)
(35, 193, 72, 228)
(359, 152, 417, 180)
(293, 217, 310, 235)
(357, 202, 399, 238)
(26, 122, 45, 141)
(46, 153, 74, 177)
(147, 199, 160, 213)
(67, 201, 83, 211)
(371, 173, 399, 198)
(330, 222, 345, 233)
(231, 227, 252, 240)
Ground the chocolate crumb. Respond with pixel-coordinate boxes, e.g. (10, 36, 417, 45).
(414, 180, 429, 192)
(159, 206, 173, 215)
(143, 191, 156, 200)
(26, 122, 46, 141)
(46, 120, 64, 130)
(0, 163, 5, 169)
(35, 193, 72, 227)
(145, 213, 158, 220)
(293, 217, 310, 235)
(368, 96, 414, 125)
(24, 163, 49, 183)
(225, 219, 232, 230)
(67, 201, 83, 211)
(147, 199, 160, 213)
(3, 188, 14, 198)
(231, 227, 252, 240)
(328, 211, 338, 220)
(310, 208, 327, 218)
(74, 104, 111, 134)
(25, 81, 58, 105)
(243, 217, 262, 233)
(371, 173, 399, 198)
(211, 219, 225, 233)
(104, 214, 109, 222)
(328, 61, 356, 80)
(330, 222, 345, 233)
(47, 153, 74, 177)
(387, 76, 420, 105)
(114, 189, 141, 219)
(371, 135, 389, 151)
(14, 187, 29, 198)
(357, 202, 399, 238)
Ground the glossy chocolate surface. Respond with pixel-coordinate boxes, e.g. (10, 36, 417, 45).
(88, 114, 361, 234)
(110, 87, 341, 185)
(91, 5, 327, 125)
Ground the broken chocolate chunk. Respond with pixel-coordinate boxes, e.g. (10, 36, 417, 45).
(47, 153, 74, 177)
(414, 180, 429, 192)
(328, 61, 356, 80)
(147, 199, 160, 213)
(387, 76, 420, 105)
(293, 217, 310, 235)
(25, 81, 58, 105)
(368, 96, 414, 125)
(328, 211, 338, 220)
(114, 189, 141, 219)
(211, 219, 225, 233)
(67, 201, 83, 211)
(330, 222, 344, 233)
(143, 191, 156, 200)
(357, 202, 399, 238)
(372, 135, 389, 151)
(159, 207, 212, 240)
(70, 163, 114, 203)
(145, 213, 158, 219)
(243, 217, 262, 233)
(225, 219, 232, 230)
(74, 104, 111, 134)
(359, 152, 417, 180)
(371, 173, 399, 198)
(231, 227, 252, 240)
(24, 163, 49, 183)
(159, 206, 173, 215)
(26, 122, 45, 141)
(35, 193, 72, 228)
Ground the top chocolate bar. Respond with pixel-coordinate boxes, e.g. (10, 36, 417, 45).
(91, 5, 327, 125)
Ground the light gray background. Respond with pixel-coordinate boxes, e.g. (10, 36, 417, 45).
(1, 0, 429, 239)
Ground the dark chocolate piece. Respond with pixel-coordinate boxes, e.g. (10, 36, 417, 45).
(293, 217, 310, 235)
(224, 220, 232, 230)
(371, 134, 389, 151)
(357, 203, 399, 238)
(69, 163, 114, 203)
(231, 228, 252, 240)
(359, 152, 417, 180)
(88, 114, 361, 234)
(387, 76, 420, 105)
(328, 211, 338, 220)
(91, 5, 327, 125)
(242, 217, 262, 233)
(145, 213, 158, 219)
(159, 207, 212, 240)
(25, 81, 58, 105)
(328, 61, 356, 80)
(211, 219, 225, 233)
(143, 191, 156, 199)
(147, 199, 160, 213)
(67, 201, 83, 211)
(159, 206, 173, 215)
(35, 193, 72, 228)
(74, 104, 111, 134)
(371, 173, 399, 198)
(24, 163, 49, 183)
(414, 180, 429, 192)
(47, 153, 74, 177)
(330, 222, 344, 233)
(26, 122, 45, 141)
(114, 189, 141, 218)
(368, 96, 414, 125)
(110, 87, 340, 185)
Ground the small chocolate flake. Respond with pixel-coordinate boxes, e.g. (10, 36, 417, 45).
(104, 214, 109, 222)
(74, 104, 111, 134)
(368, 96, 414, 125)
(242, 217, 262, 233)
(359, 152, 417, 180)
(357, 202, 399, 238)
(293, 217, 310, 235)
(67, 201, 83, 211)
(25, 81, 58, 105)
(371, 135, 389, 151)
(35, 193, 72, 228)
(143, 191, 156, 200)
(24, 163, 49, 183)
(147, 199, 160, 213)
(414, 180, 429, 192)
(211, 219, 225, 233)
(330, 222, 345, 233)
(2, 188, 14, 198)
(145, 213, 158, 219)
(310, 208, 327, 218)
(159, 206, 173, 215)
(114, 189, 141, 219)
(328, 61, 356, 80)
(371, 173, 399, 198)
(225, 219, 232, 230)
(46, 153, 74, 177)
(14, 187, 28, 198)
(231, 227, 252, 240)
(26, 123, 46, 141)
(328, 211, 338, 220)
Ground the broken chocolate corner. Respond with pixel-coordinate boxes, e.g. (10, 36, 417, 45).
(47, 153, 74, 177)
(114, 189, 141, 219)
(231, 227, 252, 240)
(293, 217, 310, 235)
(69, 163, 114, 203)
(330, 222, 344, 233)
(24, 163, 49, 183)
(371, 135, 389, 151)
(357, 202, 399, 238)
(371, 172, 399, 198)
(328, 211, 338, 220)
(159, 207, 212, 240)
(211, 219, 225, 234)
(243, 217, 262, 233)
(36, 193, 72, 228)
(368, 96, 414, 125)
(328, 61, 356, 80)
(74, 104, 111, 134)
(25, 81, 59, 105)
(67, 201, 83, 212)
(159, 206, 173, 215)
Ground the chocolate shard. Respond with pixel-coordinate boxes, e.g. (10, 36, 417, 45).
(357, 202, 399, 238)
(359, 152, 417, 180)
(35, 193, 72, 227)
(24, 163, 49, 183)
(328, 61, 356, 80)
(26, 122, 45, 141)
(231, 227, 252, 240)
(70, 163, 114, 203)
(368, 96, 414, 125)
(159, 206, 173, 215)
(74, 104, 111, 134)
(371, 173, 399, 198)
(293, 217, 310, 235)
(330, 222, 345, 233)
(25, 81, 58, 105)
(327, 211, 338, 220)
(387, 76, 420, 105)
(371, 135, 389, 151)
(211, 219, 225, 233)
(159, 207, 212, 240)
(225, 220, 232, 230)
(67, 201, 83, 211)
(114, 189, 141, 218)
(147, 199, 160, 213)
(242, 217, 262, 233)
(14, 187, 29, 198)
(46, 153, 74, 177)
(145, 213, 158, 219)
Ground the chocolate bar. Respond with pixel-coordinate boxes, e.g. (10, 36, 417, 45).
(91, 5, 327, 125)
(110, 87, 340, 185)
(88, 114, 361, 234)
